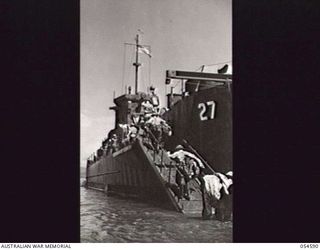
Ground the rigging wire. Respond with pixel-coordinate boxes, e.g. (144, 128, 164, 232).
(139, 46, 151, 93)
(127, 45, 135, 91)
(122, 40, 153, 94)
(121, 44, 127, 94)
(140, 57, 146, 92)
(148, 47, 151, 91)
(141, 52, 147, 92)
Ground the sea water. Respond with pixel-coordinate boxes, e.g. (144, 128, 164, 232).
(81, 187, 232, 243)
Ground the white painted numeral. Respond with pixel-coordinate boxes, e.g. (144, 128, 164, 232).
(206, 101, 216, 119)
(198, 101, 216, 121)
(198, 103, 208, 121)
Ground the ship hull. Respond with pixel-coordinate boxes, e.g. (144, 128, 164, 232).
(86, 73, 232, 216)
(86, 140, 181, 211)
(164, 85, 232, 173)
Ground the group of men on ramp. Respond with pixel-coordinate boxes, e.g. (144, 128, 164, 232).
(168, 144, 233, 221)
(93, 86, 232, 221)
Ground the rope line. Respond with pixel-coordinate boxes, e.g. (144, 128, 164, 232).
(121, 44, 127, 94)
(127, 45, 135, 90)
(148, 50, 151, 90)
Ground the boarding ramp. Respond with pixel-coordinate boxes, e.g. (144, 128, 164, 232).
(139, 131, 204, 214)
(86, 131, 211, 215)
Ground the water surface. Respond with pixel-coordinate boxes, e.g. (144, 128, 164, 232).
(81, 187, 232, 243)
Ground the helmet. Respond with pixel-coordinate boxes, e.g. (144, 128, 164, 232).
(175, 145, 184, 150)
(226, 171, 233, 177)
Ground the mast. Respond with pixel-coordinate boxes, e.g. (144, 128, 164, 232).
(133, 34, 141, 94)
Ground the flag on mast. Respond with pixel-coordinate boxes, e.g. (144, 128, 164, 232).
(138, 45, 152, 58)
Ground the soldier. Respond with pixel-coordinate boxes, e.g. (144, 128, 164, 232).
(140, 99, 155, 119)
(168, 145, 205, 200)
(110, 134, 119, 153)
(168, 145, 204, 175)
(149, 86, 160, 108)
(102, 138, 108, 150)
(215, 171, 233, 221)
(145, 114, 172, 151)
(201, 171, 233, 221)
(119, 123, 130, 145)
(128, 124, 139, 143)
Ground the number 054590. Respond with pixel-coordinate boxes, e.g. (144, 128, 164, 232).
(300, 244, 318, 248)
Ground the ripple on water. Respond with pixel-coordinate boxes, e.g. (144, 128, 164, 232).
(81, 187, 232, 243)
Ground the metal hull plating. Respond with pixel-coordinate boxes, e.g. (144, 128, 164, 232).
(164, 86, 232, 173)
(86, 140, 180, 211)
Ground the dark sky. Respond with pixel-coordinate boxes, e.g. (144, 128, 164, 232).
(81, 0, 231, 167)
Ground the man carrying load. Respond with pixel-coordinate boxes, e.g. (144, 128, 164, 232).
(168, 145, 205, 200)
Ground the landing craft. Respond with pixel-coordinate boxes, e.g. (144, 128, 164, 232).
(85, 34, 232, 216)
